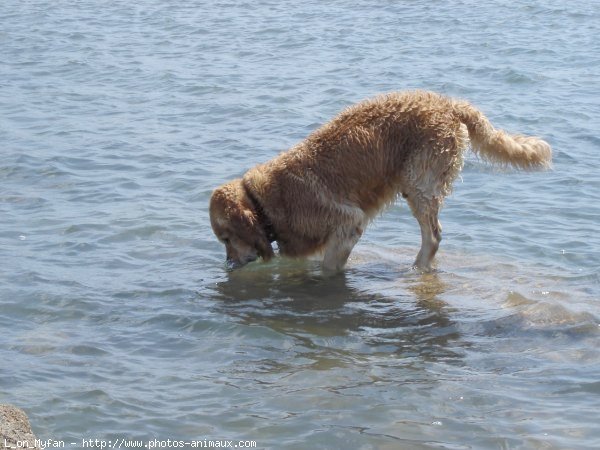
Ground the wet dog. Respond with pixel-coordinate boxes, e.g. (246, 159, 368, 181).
(210, 90, 551, 272)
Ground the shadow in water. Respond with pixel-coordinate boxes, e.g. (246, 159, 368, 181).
(210, 259, 465, 362)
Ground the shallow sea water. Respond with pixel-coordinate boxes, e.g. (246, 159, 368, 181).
(1, 1, 599, 449)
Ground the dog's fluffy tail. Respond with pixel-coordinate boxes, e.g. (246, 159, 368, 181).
(452, 100, 552, 170)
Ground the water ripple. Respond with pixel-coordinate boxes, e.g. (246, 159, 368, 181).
(1, 0, 599, 448)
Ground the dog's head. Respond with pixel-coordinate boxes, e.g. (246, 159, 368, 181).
(209, 179, 274, 269)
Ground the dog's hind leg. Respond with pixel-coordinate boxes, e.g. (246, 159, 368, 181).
(406, 194, 442, 271)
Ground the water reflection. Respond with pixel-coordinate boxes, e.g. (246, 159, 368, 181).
(211, 259, 464, 362)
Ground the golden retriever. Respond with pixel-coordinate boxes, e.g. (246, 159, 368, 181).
(210, 90, 551, 272)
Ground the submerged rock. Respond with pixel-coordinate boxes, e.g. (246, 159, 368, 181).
(0, 405, 40, 450)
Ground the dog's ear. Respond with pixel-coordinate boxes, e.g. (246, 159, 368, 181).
(240, 209, 274, 262)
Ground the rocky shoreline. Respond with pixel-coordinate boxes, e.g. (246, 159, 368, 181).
(0, 405, 40, 450)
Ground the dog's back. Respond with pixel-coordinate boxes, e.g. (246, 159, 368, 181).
(251, 92, 467, 216)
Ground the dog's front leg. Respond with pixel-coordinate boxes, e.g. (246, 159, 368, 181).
(322, 225, 364, 273)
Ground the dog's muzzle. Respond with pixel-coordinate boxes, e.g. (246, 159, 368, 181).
(226, 255, 258, 270)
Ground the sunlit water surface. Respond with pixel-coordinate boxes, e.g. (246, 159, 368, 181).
(1, 1, 599, 449)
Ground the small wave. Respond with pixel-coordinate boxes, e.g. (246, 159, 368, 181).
(503, 291, 599, 332)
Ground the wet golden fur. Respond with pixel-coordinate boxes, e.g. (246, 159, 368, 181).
(210, 90, 551, 271)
